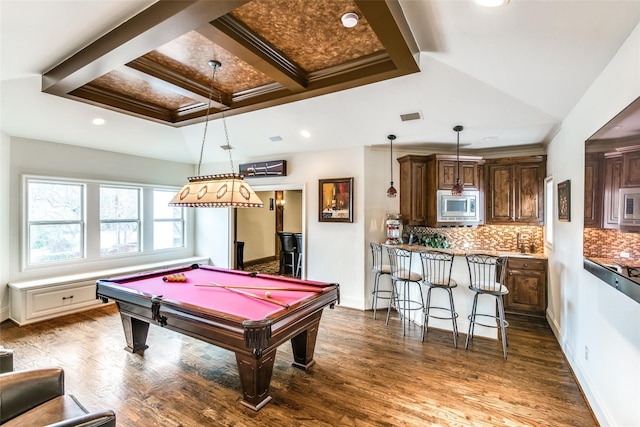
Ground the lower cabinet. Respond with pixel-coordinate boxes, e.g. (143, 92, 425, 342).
(9, 281, 103, 326)
(504, 257, 547, 317)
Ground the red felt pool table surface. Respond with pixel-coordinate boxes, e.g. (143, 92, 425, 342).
(95, 264, 339, 411)
(115, 266, 327, 320)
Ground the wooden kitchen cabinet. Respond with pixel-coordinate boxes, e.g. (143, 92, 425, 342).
(398, 155, 429, 225)
(603, 153, 623, 229)
(621, 148, 640, 188)
(584, 152, 603, 228)
(504, 257, 547, 317)
(435, 155, 483, 190)
(485, 156, 546, 225)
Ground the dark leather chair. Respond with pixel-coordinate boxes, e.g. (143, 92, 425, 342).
(0, 368, 116, 427)
(277, 232, 296, 275)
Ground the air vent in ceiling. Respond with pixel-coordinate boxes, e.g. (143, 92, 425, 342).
(220, 144, 233, 150)
(269, 135, 284, 142)
(400, 111, 422, 122)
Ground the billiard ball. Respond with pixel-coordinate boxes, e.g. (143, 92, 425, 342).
(265, 291, 271, 298)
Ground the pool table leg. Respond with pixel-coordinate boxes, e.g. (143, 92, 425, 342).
(235, 348, 277, 411)
(290, 318, 321, 370)
(119, 313, 150, 354)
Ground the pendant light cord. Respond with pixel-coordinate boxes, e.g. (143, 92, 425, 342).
(196, 61, 220, 176)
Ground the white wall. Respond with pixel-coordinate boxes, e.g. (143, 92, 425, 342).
(546, 22, 640, 426)
(6, 137, 197, 285)
(0, 131, 10, 321)
(210, 148, 367, 308)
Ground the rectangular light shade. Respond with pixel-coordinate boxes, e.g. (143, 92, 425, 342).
(169, 174, 264, 208)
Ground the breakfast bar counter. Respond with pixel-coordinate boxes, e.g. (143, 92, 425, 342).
(380, 244, 548, 338)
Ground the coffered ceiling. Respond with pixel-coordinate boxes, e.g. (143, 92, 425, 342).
(2, 1, 640, 163)
(42, 0, 419, 126)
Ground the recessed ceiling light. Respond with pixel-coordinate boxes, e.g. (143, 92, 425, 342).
(341, 12, 359, 28)
(475, 0, 509, 7)
(483, 136, 498, 141)
(92, 118, 105, 125)
(300, 130, 311, 138)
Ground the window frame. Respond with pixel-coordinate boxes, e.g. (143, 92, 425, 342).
(99, 184, 142, 257)
(22, 175, 191, 272)
(152, 189, 185, 251)
(544, 175, 554, 250)
(25, 178, 86, 266)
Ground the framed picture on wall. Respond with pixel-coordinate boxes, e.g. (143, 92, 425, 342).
(558, 179, 571, 222)
(319, 177, 354, 223)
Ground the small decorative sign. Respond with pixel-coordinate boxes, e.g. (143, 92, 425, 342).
(239, 160, 287, 177)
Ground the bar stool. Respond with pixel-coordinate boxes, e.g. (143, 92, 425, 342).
(465, 253, 509, 359)
(277, 232, 296, 275)
(386, 246, 424, 336)
(419, 250, 458, 347)
(370, 242, 393, 320)
(294, 233, 303, 278)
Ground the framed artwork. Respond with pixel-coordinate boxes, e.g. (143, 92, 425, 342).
(319, 177, 354, 223)
(558, 179, 571, 222)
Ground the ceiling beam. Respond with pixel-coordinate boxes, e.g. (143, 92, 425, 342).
(43, 0, 251, 95)
(197, 15, 307, 92)
(355, 0, 420, 73)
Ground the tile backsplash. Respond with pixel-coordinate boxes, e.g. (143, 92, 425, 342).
(405, 224, 544, 254)
(583, 228, 640, 263)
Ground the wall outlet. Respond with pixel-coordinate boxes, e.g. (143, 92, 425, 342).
(584, 345, 589, 362)
(620, 251, 630, 259)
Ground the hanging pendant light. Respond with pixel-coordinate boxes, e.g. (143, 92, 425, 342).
(386, 134, 397, 198)
(451, 125, 464, 196)
(169, 60, 263, 208)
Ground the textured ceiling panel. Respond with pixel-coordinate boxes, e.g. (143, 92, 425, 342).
(91, 69, 197, 110)
(148, 31, 275, 94)
(231, 0, 384, 72)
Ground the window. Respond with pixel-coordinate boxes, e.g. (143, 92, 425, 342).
(544, 175, 554, 249)
(23, 176, 190, 269)
(27, 180, 84, 264)
(100, 186, 141, 256)
(153, 190, 184, 250)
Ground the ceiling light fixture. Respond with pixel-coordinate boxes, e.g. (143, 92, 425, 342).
(341, 12, 359, 28)
(92, 118, 105, 125)
(452, 125, 464, 196)
(169, 60, 263, 208)
(475, 0, 509, 7)
(386, 134, 397, 198)
(300, 130, 311, 138)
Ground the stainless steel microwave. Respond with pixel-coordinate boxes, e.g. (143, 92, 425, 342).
(437, 190, 480, 223)
(619, 188, 640, 226)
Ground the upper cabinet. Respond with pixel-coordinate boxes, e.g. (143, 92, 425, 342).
(398, 155, 429, 225)
(435, 156, 483, 190)
(583, 146, 639, 230)
(621, 148, 640, 188)
(584, 152, 604, 228)
(603, 153, 623, 229)
(485, 156, 546, 225)
(399, 154, 484, 226)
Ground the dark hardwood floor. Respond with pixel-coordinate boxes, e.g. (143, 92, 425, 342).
(1, 304, 595, 426)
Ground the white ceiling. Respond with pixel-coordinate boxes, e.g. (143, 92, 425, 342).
(1, 0, 639, 164)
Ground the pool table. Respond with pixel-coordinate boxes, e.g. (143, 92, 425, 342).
(95, 264, 339, 411)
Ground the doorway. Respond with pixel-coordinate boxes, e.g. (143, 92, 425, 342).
(234, 186, 304, 276)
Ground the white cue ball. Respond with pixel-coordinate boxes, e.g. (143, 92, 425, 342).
(265, 291, 271, 298)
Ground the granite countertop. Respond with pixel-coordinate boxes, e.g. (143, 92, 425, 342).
(387, 244, 547, 259)
(586, 257, 640, 280)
